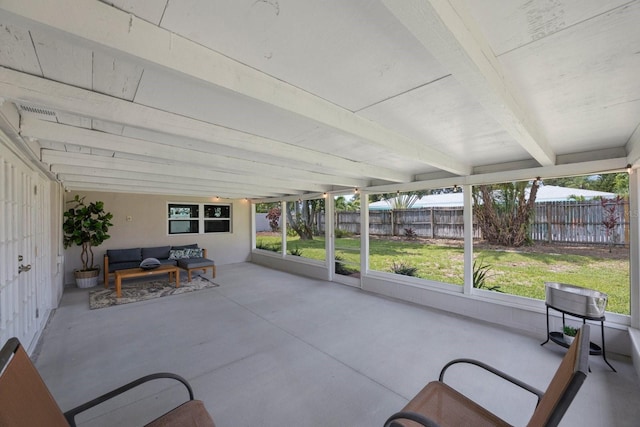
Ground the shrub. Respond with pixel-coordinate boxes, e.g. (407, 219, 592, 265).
(390, 261, 418, 276)
(403, 227, 418, 240)
(288, 246, 303, 256)
(335, 228, 353, 238)
(334, 255, 358, 275)
(256, 240, 281, 252)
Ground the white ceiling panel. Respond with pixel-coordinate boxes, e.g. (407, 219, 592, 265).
(31, 30, 93, 90)
(359, 76, 529, 166)
(497, 1, 640, 153)
(0, 24, 41, 74)
(133, 67, 322, 143)
(464, 0, 632, 56)
(100, 0, 168, 25)
(92, 52, 144, 100)
(160, 0, 448, 111)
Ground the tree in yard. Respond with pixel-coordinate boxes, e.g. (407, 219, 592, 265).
(265, 206, 281, 232)
(255, 202, 279, 213)
(472, 180, 540, 247)
(385, 192, 423, 209)
(286, 199, 324, 240)
(544, 172, 628, 195)
(601, 196, 624, 252)
(369, 191, 428, 209)
(335, 196, 348, 211)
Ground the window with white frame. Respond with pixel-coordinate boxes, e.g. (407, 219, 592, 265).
(168, 203, 231, 234)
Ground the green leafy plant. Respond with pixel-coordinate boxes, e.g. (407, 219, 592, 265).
(563, 325, 578, 337)
(334, 254, 358, 276)
(390, 261, 418, 276)
(62, 195, 113, 271)
(256, 239, 280, 252)
(288, 246, 303, 256)
(472, 258, 502, 292)
(334, 228, 353, 238)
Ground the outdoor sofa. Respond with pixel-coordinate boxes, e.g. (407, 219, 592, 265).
(103, 244, 215, 285)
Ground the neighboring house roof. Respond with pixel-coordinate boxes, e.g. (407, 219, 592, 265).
(368, 185, 616, 210)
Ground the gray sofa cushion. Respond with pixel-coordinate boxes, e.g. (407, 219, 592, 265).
(142, 245, 171, 260)
(177, 258, 215, 269)
(107, 248, 142, 263)
(110, 261, 143, 271)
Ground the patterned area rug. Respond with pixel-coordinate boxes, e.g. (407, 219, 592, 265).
(89, 275, 219, 309)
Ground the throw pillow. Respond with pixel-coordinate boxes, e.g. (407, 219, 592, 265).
(140, 258, 161, 270)
(187, 248, 203, 258)
(169, 249, 190, 260)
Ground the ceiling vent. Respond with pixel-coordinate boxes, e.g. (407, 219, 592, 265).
(18, 104, 58, 121)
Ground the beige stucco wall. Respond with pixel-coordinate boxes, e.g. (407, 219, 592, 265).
(63, 191, 251, 285)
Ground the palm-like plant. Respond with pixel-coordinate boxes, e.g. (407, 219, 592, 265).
(472, 257, 502, 292)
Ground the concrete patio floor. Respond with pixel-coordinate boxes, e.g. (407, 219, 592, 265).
(35, 262, 640, 426)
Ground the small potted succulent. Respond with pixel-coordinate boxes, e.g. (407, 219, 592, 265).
(562, 325, 579, 344)
(63, 195, 113, 288)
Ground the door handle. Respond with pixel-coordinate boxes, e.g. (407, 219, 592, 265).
(18, 264, 31, 273)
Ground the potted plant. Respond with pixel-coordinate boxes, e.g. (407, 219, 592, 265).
(63, 195, 113, 288)
(563, 325, 579, 344)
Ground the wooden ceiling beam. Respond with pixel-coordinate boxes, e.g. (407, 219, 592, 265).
(22, 117, 368, 187)
(382, 0, 556, 167)
(0, 0, 470, 176)
(49, 164, 315, 195)
(56, 173, 283, 198)
(1, 67, 406, 184)
(42, 151, 332, 194)
(59, 181, 254, 198)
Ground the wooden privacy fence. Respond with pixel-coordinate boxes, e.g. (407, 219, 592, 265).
(531, 200, 629, 245)
(318, 199, 629, 245)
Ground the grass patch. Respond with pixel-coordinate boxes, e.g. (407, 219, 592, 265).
(255, 234, 629, 314)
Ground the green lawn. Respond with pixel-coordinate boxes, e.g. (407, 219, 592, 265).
(256, 235, 630, 315)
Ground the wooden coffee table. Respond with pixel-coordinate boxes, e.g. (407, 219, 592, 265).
(112, 265, 180, 298)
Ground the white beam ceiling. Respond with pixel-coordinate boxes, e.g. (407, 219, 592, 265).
(0, 0, 638, 200)
(41, 151, 331, 197)
(0, 0, 471, 176)
(22, 117, 368, 188)
(2, 69, 405, 184)
(382, 0, 555, 167)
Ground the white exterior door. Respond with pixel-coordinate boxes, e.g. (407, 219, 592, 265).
(0, 146, 51, 350)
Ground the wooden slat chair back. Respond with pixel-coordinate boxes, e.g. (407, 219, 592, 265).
(385, 324, 590, 427)
(0, 337, 216, 427)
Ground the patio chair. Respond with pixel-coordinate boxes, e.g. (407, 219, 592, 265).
(384, 324, 590, 427)
(0, 337, 216, 427)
